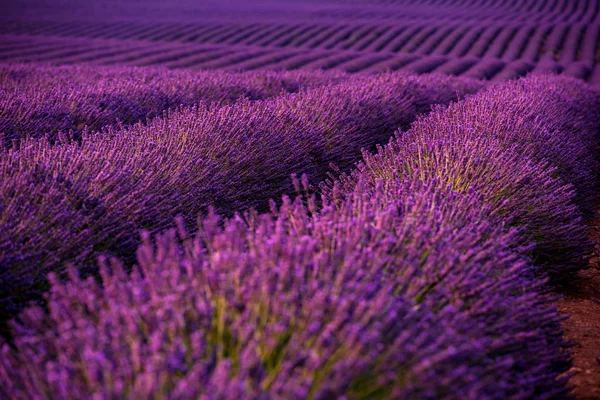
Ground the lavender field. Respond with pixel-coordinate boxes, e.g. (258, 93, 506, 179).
(1, 0, 600, 398)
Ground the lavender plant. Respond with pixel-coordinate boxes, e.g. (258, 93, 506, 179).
(0, 177, 570, 399)
(469, 75, 600, 214)
(0, 63, 348, 147)
(324, 75, 599, 282)
(0, 58, 592, 397)
(0, 71, 482, 324)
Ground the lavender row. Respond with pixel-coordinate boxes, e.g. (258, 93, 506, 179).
(3, 0, 598, 24)
(0, 171, 571, 398)
(1, 35, 597, 86)
(0, 72, 483, 323)
(0, 63, 348, 147)
(324, 74, 600, 282)
(3, 15, 599, 57)
(1, 74, 589, 399)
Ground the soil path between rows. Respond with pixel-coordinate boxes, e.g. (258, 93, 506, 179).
(559, 199, 600, 399)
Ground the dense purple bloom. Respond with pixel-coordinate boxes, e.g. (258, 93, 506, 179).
(467, 75, 600, 214)
(0, 63, 349, 147)
(0, 0, 598, 397)
(0, 177, 570, 398)
(1, 74, 588, 399)
(325, 75, 599, 283)
(0, 68, 481, 323)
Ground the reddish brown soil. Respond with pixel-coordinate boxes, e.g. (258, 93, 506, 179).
(559, 207, 600, 399)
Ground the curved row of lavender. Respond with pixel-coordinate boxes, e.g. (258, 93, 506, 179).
(0, 70, 482, 325)
(0, 21, 597, 84)
(0, 63, 350, 148)
(324, 75, 600, 283)
(3, 74, 598, 398)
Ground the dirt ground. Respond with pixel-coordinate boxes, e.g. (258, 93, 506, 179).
(559, 205, 600, 399)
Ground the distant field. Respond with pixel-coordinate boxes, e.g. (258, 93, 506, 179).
(0, 0, 598, 83)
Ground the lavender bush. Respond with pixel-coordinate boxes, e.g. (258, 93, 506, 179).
(0, 63, 348, 147)
(458, 75, 600, 215)
(0, 177, 570, 398)
(0, 71, 482, 323)
(0, 0, 599, 397)
(324, 75, 599, 282)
